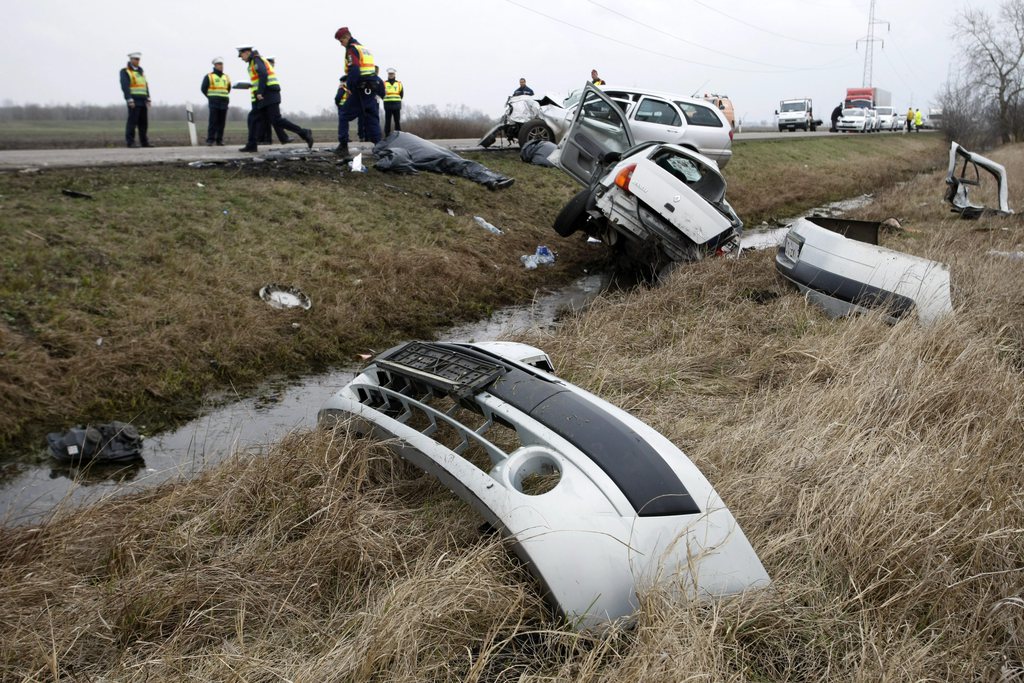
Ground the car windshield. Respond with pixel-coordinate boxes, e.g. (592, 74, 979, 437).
(779, 101, 808, 112)
(876, 107, 892, 115)
(842, 108, 864, 117)
(563, 89, 582, 109)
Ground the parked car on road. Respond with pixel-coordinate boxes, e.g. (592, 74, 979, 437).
(874, 106, 900, 131)
(836, 107, 871, 133)
(548, 85, 742, 275)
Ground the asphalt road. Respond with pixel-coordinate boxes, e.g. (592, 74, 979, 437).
(0, 129, 926, 172)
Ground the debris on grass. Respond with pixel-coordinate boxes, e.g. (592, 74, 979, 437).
(258, 284, 312, 311)
(521, 245, 556, 269)
(473, 216, 504, 235)
(61, 189, 93, 199)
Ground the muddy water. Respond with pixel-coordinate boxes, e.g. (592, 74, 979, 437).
(0, 274, 606, 526)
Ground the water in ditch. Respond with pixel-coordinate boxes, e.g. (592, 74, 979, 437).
(1, 194, 880, 526)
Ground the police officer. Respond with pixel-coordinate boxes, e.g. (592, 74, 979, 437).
(200, 57, 230, 146)
(905, 107, 914, 132)
(235, 45, 313, 153)
(914, 108, 923, 132)
(383, 67, 403, 136)
(261, 57, 294, 145)
(334, 27, 381, 157)
(120, 52, 152, 148)
(590, 69, 606, 86)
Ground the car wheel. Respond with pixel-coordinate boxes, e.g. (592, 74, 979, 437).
(553, 188, 592, 237)
(479, 131, 496, 148)
(518, 119, 554, 146)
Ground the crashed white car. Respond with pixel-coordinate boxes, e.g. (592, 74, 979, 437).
(945, 141, 1013, 219)
(480, 86, 734, 169)
(318, 340, 770, 628)
(478, 93, 570, 148)
(549, 84, 742, 272)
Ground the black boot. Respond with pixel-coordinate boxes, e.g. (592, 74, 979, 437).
(302, 129, 315, 149)
(239, 145, 258, 152)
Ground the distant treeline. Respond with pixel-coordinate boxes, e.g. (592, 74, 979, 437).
(0, 102, 249, 122)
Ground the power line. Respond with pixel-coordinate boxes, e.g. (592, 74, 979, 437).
(585, 0, 828, 69)
(689, 0, 854, 47)
(502, 0, 857, 75)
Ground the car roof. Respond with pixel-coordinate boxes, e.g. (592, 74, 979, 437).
(601, 87, 731, 124)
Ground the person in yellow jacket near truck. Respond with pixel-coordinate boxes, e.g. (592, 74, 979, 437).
(914, 108, 923, 131)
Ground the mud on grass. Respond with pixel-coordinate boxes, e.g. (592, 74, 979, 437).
(0, 137, 948, 452)
(1, 145, 1022, 681)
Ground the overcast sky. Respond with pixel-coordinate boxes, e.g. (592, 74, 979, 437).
(4, 0, 985, 123)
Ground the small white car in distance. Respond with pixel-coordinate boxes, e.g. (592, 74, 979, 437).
(836, 107, 870, 133)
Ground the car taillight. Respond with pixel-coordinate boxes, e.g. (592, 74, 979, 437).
(729, 128, 734, 141)
(614, 163, 637, 192)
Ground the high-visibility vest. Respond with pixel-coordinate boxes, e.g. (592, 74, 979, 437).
(383, 80, 403, 102)
(125, 68, 148, 97)
(207, 72, 230, 99)
(592, 78, 606, 86)
(345, 42, 375, 77)
(248, 55, 279, 95)
(906, 110, 914, 121)
(914, 110, 923, 126)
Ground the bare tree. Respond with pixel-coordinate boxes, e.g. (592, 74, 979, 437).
(953, 0, 1024, 143)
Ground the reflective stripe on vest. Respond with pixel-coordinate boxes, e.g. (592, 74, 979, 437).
(383, 80, 402, 102)
(126, 68, 148, 96)
(345, 43, 376, 78)
(207, 72, 230, 98)
(248, 55, 279, 94)
(593, 79, 606, 86)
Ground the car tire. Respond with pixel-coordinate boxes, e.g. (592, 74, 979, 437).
(553, 188, 592, 237)
(479, 131, 496, 148)
(518, 119, 554, 146)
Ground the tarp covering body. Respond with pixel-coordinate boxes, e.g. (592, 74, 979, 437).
(520, 139, 558, 167)
(373, 132, 513, 189)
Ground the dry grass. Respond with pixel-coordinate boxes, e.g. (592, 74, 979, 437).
(0, 144, 1023, 679)
(0, 137, 947, 452)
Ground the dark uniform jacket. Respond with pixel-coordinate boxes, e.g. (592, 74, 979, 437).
(513, 85, 534, 96)
(249, 52, 281, 108)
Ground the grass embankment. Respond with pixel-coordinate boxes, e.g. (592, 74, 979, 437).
(1, 141, 1020, 680)
(0, 135, 944, 453)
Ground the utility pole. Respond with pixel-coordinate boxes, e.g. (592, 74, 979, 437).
(856, 0, 890, 87)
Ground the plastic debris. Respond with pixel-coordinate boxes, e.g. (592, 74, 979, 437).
(46, 422, 143, 464)
(446, 208, 455, 217)
(258, 284, 312, 310)
(988, 250, 1024, 261)
(473, 216, 504, 235)
(349, 153, 367, 173)
(61, 189, 93, 199)
(196, 182, 205, 188)
(521, 245, 556, 269)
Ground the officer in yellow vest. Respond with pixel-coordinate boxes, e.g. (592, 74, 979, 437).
(905, 107, 914, 132)
(235, 45, 313, 153)
(914, 108, 923, 131)
(200, 57, 231, 146)
(383, 67, 404, 136)
(120, 52, 152, 148)
(334, 26, 381, 158)
(591, 69, 606, 86)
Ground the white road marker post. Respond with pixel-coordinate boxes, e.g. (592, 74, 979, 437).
(186, 104, 198, 146)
